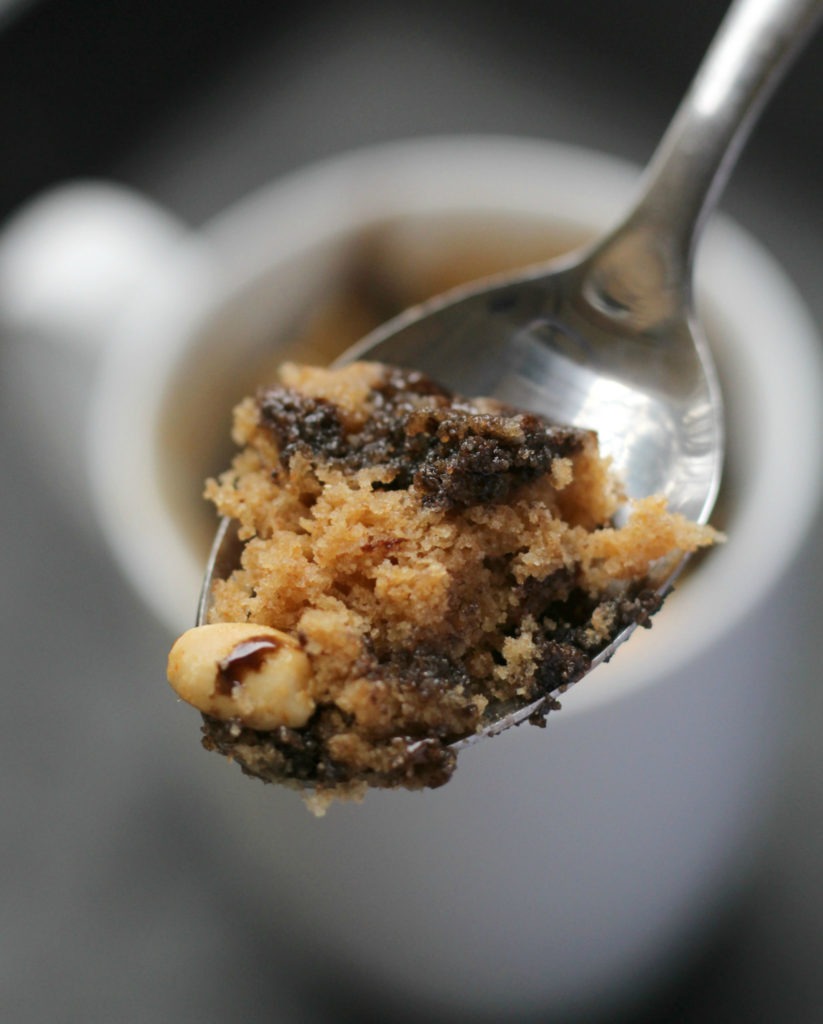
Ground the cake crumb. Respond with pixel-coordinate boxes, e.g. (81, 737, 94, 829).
(168, 361, 719, 808)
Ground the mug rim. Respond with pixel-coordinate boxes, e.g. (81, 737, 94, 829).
(88, 134, 823, 710)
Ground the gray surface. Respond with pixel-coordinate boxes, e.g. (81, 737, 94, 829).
(3, 5, 823, 1021)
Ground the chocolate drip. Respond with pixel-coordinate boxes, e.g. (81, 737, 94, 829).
(215, 636, 281, 696)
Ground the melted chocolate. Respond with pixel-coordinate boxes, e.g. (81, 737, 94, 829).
(257, 366, 584, 511)
(215, 636, 282, 696)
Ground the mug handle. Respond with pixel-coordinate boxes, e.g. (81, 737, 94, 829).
(0, 182, 190, 522)
(0, 181, 190, 354)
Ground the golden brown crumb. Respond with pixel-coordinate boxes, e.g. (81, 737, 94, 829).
(169, 361, 719, 810)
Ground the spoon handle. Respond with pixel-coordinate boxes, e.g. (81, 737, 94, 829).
(592, 0, 822, 302)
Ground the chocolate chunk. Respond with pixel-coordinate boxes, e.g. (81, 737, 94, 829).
(258, 389, 347, 463)
(257, 365, 584, 510)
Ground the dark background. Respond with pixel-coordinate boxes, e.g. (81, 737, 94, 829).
(2, 1, 823, 1022)
(3, 0, 822, 221)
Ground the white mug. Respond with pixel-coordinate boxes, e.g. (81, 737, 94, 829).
(2, 136, 821, 1017)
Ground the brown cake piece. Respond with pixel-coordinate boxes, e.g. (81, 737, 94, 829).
(167, 361, 718, 813)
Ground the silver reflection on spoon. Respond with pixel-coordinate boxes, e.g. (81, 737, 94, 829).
(199, 0, 823, 742)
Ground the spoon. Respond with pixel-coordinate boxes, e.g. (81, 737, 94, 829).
(199, 0, 822, 743)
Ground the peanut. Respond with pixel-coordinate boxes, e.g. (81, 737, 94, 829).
(167, 622, 314, 730)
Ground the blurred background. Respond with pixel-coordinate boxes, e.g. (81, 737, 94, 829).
(2, 0, 822, 1020)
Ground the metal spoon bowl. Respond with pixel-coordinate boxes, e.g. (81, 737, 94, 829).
(199, 0, 822, 742)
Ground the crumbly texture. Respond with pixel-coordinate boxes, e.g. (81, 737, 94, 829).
(179, 361, 717, 810)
